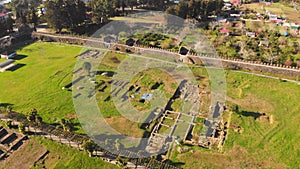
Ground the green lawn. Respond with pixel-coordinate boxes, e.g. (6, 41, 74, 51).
(1, 42, 299, 168)
(0, 42, 82, 129)
(171, 70, 300, 169)
(0, 58, 6, 62)
(224, 71, 300, 168)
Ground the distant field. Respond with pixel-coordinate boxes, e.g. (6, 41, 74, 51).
(244, 3, 300, 22)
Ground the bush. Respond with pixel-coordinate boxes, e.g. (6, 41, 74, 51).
(6, 120, 13, 129)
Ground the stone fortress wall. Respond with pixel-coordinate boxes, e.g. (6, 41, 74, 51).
(31, 32, 300, 77)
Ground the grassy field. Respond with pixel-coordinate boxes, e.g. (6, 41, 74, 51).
(1, 42, 299, 168)
(0, 58, 6, 62)
(30, 136, 119, 169)
(0, 42, 81, 125)
(244, 2, 300, 22)
(170, 70, 300, 169)
(224, 71, 300, 168)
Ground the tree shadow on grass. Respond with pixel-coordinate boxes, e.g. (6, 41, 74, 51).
(0, 103, 13, 108)
(0, 39, 36, 54)
(13, 55, 27, 60)
(163, 159, 185, 168)
(237, 110, 263, 120)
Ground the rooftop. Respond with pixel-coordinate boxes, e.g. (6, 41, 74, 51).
(0, 12, 7, 17)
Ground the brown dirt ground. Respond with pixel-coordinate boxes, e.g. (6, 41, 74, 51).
(105, 116, 144, 138)
(0, 139, 47, 169)
(176, 145, 288, 169)
(227, 94, 274, 113)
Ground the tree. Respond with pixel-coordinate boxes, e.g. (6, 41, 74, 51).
(60, 118, 73, 131)
(6, 120, 13, 129)
(166, 0, 223, 20)
(67, 0, 86, 30)
(82, 139, 97, 157)
(28, 9, 38, 27)
(89, 0, 114, 24)
(44, 0, 64, 32)
(127, 0, 138, 11)
(35, 115, 43, 125)
(6, 105, 13, 113)
(27, 108, 38, 122)
(45, 0, 86, 32)
(0, 16, 14, 36)
(231, 104, 239, 113)
(26, 108, 43, 126)
(116, 156, 128, 167)
(18, 122, 26, 134)
(10, 0, 40, 25)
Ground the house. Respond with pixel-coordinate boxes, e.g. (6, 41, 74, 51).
(217, 17, 227, 25)
(246, 32, 257, 38)
(268, 14, 285, 23)
(231, 0, 241, 5)
(230, 13, 241, 18)
(38, 7, 46, 16)
(0, 12, 8, 22)
(220, 28, 230, 36)
(256, 13, 265, 20)
(290, 23, 299, 30)
(223, 3, 232, 10)
(0, 0, 11, 5)
(289, 24, 300, 35)
(258, 40, 269, 47)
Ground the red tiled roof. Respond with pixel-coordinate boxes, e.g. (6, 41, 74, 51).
(0, 12, 7, 17)
(220, 29, 229, 33)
